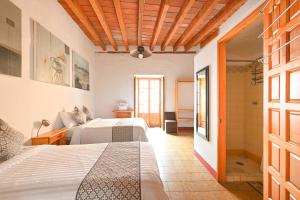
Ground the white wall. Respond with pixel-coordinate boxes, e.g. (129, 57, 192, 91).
(226, 66, 263, 158)
(244, 69, 263, 158)
(194, 0, 264, 171)
(95, 54, 194, 118)
(226, 67, 247, 151)
(0, 0, 96, 143)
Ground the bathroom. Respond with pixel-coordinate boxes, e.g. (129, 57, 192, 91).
(225, 18, 264, 190)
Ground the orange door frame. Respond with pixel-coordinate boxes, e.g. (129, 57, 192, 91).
(217, 2, 266, 181)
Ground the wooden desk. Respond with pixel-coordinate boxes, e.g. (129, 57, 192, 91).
(32, 128, 68, 145)
(113, 110, 134, 118)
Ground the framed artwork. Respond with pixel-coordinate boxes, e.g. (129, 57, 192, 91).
(196, 66, 209, 141)
(72, 51, 89, 90)
(34, 22, 70, 86)
(0, 0, 21, 77)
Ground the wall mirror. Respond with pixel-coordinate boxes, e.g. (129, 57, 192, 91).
(196, 66, 209, 141)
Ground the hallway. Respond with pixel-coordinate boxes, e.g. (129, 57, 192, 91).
(147, 128, 262, 200)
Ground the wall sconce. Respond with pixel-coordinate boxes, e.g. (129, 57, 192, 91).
(37, 119, 50, 136)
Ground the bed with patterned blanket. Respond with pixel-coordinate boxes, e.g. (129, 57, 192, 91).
(68, 118, 148, 145)
(0, 142, 168, 200)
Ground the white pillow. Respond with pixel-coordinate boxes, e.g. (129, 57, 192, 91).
(60, 112, 77, 128)
(0, 119, 24, 161)
(82, 106, 93, 121)
(72, 107, 87, 125)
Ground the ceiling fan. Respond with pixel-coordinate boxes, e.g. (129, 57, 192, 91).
(130, 46, 152, 59)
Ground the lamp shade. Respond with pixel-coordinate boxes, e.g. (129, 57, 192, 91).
(41, 119, 50, 127)
(36, 119, 50, 137)
(130, 46, 152, 59)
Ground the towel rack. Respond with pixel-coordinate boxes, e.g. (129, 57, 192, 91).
(258, 34, 300, 63)
(259, 0, 273, 14)
(251, 62, 263, 85)
(258, 0, 298, 38)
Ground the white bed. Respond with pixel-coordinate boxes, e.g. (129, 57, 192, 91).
(0, 143, 168, 200)
(68, 118, 148, 144)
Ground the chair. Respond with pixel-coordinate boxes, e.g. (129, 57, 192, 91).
(164, 112, 177, 134)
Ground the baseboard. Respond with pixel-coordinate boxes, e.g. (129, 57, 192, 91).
(194, 150, 217, 179)
(227, 149, 261, 164)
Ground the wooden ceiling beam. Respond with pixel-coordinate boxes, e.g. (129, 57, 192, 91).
(184, 0, 247, 51)
(138, 0, 144, 46)
(58, 0, 106, 50)
(173, 0, 218, 51)
(161, 0, 195, 51)
(89, 0, 118, 51)
(149, 0, 169, 51)
(112, 0, 129, 51)
(200, 29, 219, 48)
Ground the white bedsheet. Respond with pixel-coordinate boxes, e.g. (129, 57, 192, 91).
(0, 143, 168, 200)
(69, 118, 148, 144)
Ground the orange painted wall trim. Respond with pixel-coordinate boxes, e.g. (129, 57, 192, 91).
(194, 150, 217, 179)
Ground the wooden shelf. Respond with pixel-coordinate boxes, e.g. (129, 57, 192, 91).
(177, 117, 194, 122)
(175, 77, 194, 132)
(177, 109, 194, 112)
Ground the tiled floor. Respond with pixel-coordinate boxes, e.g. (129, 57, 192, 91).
(146, 128, 263, 200)
(226, 155, 263, 182)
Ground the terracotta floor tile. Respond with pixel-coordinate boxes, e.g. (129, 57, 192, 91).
(188, 192, 216, 200)
(167, 182, 186, 192)
(169, 192, 188, 200)
(146, 128, 262, 200)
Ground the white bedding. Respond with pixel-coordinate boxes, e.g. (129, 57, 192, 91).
(0, 143, 168, 200)
(69, 118, 148, 144)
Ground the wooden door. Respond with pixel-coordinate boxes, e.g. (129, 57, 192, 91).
(263, 0, 300, 199)
(136, 78, 162, 127)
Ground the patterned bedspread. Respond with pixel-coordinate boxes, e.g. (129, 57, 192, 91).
(76, 142, 141, 200)
(112, 118, 135, 142)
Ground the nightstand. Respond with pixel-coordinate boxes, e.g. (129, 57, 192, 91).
(113, 110, 134, 118)
(32, 128, 68, 145)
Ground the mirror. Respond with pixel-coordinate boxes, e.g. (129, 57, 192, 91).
(196, 66, 209, 141)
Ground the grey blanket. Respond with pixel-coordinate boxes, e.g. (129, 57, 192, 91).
(112, 118, 135, 142)
(76, 142, 141, 200)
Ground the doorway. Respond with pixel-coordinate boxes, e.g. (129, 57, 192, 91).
(225, 18, 264, 184)
(217, 3, 264, 182)
(218, 1, 300, 199)
(134, 75, 164, 127)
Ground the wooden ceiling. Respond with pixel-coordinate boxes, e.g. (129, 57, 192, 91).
(58, 0, 247, 52)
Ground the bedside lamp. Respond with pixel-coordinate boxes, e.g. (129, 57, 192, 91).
(37, 119, 50, 136)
